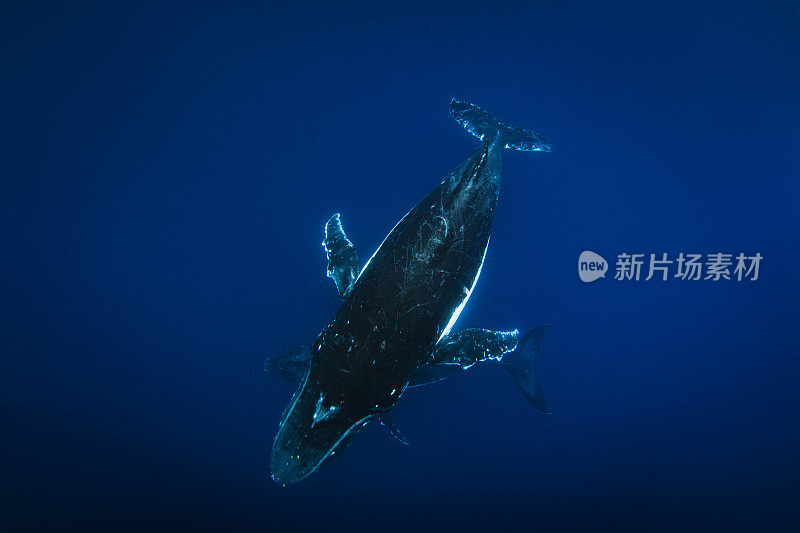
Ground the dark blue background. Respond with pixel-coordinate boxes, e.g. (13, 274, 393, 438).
(3, 1, 799, 530)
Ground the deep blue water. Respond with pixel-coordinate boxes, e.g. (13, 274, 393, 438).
(3, 1, 799, 531)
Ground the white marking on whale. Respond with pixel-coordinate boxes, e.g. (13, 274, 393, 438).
(437, 237, 490, 342)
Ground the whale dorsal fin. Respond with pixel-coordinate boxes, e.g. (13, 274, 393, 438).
(323, 213, 358, 298)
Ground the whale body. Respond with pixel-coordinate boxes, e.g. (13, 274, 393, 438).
(270, 100, 550, 485)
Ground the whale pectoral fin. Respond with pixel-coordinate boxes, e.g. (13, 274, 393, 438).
(414, 327, 552, 414)
(429, 328, 520, 369)
(501, 325, 551, 413)
(408, 329, 519, 387)
(408, 362, 462, 388)
(377, 413, 409, 446)
(264, 344, 312, 384)
(323, 213, 358, 298)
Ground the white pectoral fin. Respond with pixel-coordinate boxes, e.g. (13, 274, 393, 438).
(431, 328, 519, 368)
(323, 213, 358, 298)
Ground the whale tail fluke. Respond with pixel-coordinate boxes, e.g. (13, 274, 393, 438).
(449, 99, 551, 152)
(501, 325, 551, 413)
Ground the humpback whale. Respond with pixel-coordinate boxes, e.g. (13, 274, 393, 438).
(270, 99, 551, 485)
(266, 321, 551, 445)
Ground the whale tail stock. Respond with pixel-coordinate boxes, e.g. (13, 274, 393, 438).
(501, 325, 552, 413)
(449, 99, 551, 152)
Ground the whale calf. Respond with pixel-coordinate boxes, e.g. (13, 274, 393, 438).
(270, 99, 551, 485)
